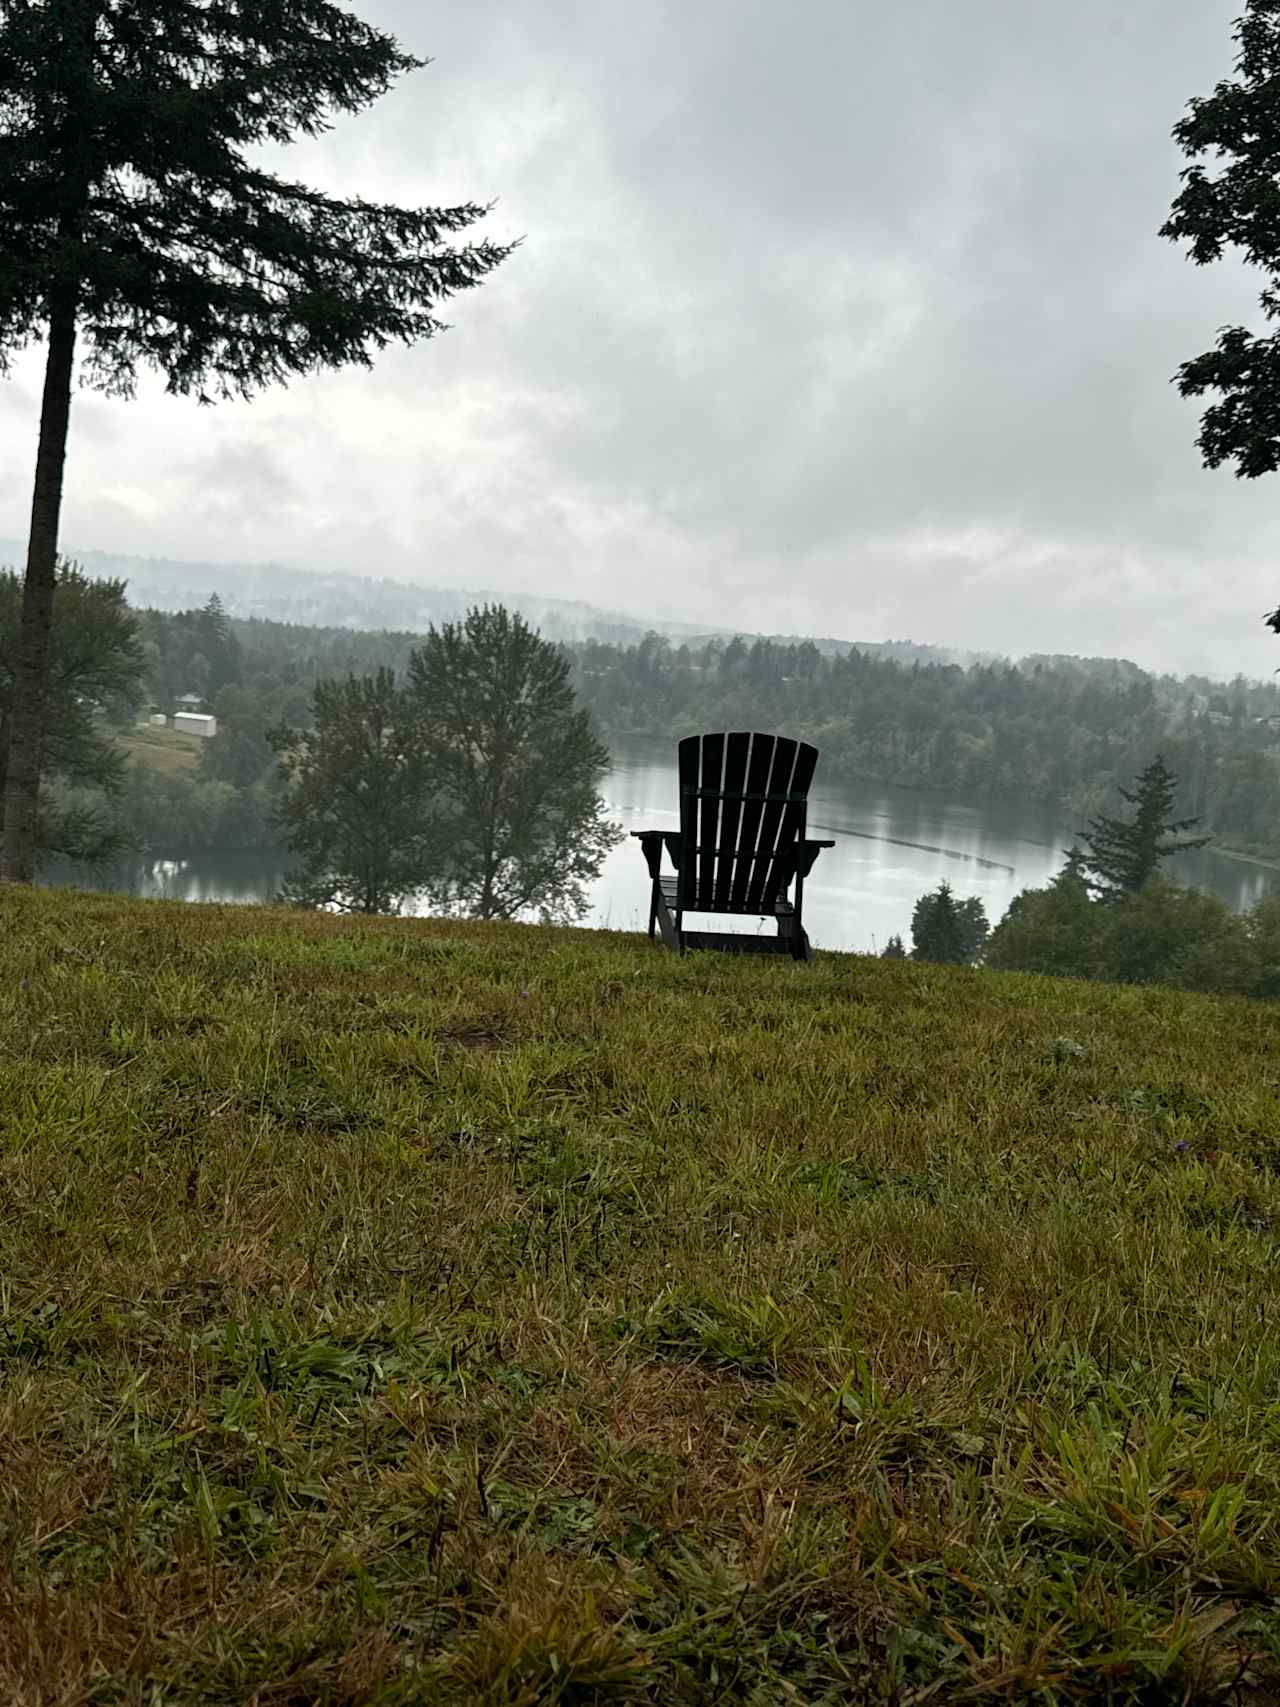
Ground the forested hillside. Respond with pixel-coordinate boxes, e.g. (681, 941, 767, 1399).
(568, 636, 1280, 859)
(111, 603, 1280, 863)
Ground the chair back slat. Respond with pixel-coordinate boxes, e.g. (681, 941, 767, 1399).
(724, 735, 780, 910)
(696, 732, 724, 907)
(711, 732, 752, 909)
(747, 741, 816, 911)
(742, 739, 798, 911)
(677, 735, 699, 910)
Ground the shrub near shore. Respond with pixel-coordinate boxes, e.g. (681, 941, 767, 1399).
(4, 887, 1280, 1699)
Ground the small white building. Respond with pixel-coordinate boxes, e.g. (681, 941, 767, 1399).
(174, 712, 218, 738)
(149, 713, 168, 728)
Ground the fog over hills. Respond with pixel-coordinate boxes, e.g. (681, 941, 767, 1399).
(0, 540, 1003, 669)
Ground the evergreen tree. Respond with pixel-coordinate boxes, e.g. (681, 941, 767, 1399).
(406, 606, 621, 922)
(0, 0, 512, 882)
(269, 668, 436, 914)
(196, 594, 241, 695)
(880, 932, 907, 959)
(910, 880, 988, 965)
(1055, 845, 1090, 886)
(1075, 755, 1211, 901)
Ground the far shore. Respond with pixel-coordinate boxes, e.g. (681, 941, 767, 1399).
(1209, 843, 1280, 874)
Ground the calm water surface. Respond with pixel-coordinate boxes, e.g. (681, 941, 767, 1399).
(47, 734, 1280, 953)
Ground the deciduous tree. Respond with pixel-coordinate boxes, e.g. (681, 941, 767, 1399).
(984, 871, 1103, 983)
(0, 0, 512, 880)
(270, 669, 435, 914)
(1162, 1, 1280, 486)
(406, 606, 620, 922)
(1160, 1, 1280, 644)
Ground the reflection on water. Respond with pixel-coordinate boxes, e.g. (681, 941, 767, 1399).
(41, 848, 293, 908)
(42, 732, 1280, 954)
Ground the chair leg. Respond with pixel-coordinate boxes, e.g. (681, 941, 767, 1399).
(653, 886, 681, 952)
(648, 883, 658, 939)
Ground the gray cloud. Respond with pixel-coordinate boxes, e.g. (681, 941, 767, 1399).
(3, 0, 1277, 677)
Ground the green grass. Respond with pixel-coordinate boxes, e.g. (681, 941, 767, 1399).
(116, 720, 204, 774)
(5, 887, 1280, 1703)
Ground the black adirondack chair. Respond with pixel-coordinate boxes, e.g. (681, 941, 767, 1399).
(632, 732, 834, 960)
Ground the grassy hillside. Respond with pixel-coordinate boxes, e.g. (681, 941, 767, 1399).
(4, 889, 1280, 1702)
(116, 719, 204, 775)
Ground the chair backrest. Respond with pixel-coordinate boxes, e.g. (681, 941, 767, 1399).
(676, 732, 818, 914)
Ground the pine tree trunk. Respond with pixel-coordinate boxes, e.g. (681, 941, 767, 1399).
(1, 283, 79, 883)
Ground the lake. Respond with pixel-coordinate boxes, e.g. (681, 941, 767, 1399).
(44, 733, 1280, 953)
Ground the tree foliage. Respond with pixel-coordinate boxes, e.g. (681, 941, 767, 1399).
(984, 870, 1105, 982)
(91, 609, 1280, 868)
(0, 0, 513, 400)
(269, 669, 435, 914)
(1074, 755, 1211, 901)
(406, 607, 620, 922)
(987, 868, 1270, 999)
(1162, 2, 1280, 485)
(0, 558, 143, 861)
(910, 880, 989, 965)
(268, 607, 620, 923)
(880, 932, 907, 959)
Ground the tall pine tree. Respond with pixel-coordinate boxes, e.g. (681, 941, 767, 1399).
(1074, 755, 1211, 901)
(910, 880, 989, 965)
(0, 0, 512, 881)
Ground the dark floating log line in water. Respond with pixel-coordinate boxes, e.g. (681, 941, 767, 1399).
(809, 822, 1016, 875)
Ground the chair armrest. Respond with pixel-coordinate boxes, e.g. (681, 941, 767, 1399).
(631, 829, 684, 879)
(797, 838, 836, 879)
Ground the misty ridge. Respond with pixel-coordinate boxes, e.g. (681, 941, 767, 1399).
(0, 539, 999, 667)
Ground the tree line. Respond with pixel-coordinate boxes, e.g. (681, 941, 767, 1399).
(0, 576, 620, 918)
(125, 611, 1280, 868)
(563, 634, 1280, 860)
(17, 577, 1280, 870)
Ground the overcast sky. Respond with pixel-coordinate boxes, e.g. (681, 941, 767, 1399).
(3, 0, 1279, 678)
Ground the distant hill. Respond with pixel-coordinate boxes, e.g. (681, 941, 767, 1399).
(0, 539, 996, 668)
